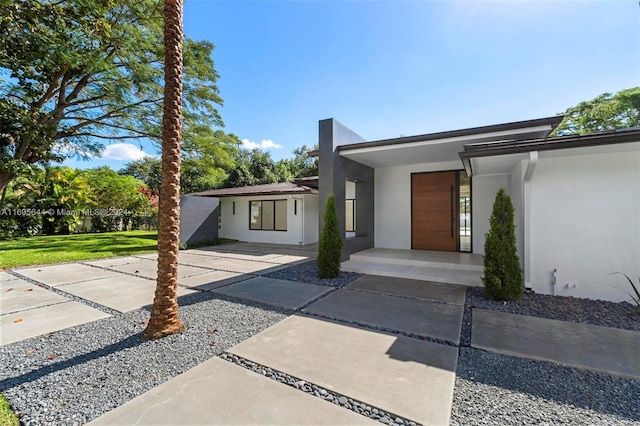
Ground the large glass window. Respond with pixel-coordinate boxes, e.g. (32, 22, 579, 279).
(345, 199, 356, 232)
(249, 200, 287, 231)
(275, 200, 287, 231)
(459, 172, 471, 252)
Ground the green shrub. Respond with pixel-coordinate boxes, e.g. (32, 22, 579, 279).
(0, 214, 42, 240)
(317, 194, 343, 278)
(482, 188, 523, 301)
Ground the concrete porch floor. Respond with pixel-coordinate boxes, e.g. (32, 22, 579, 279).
(342, 247, 484, 286)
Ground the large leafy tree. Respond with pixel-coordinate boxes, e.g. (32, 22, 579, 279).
(0, 0, 234, 192)
(119, 157, 163, 192)
(283, 144, 318, 178)
(85, 167, 150, 232)
(553, 87, 640, 136)
(142, 0, 185, 340)
(121, 154, 230, 194)
(225, 149, 284, 188)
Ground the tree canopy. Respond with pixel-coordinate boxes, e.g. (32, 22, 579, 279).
(223, 145, 318, 189)
(120, 155, 229, 194)
(553, 87, 640, 136)
(0, 0, 237, 191)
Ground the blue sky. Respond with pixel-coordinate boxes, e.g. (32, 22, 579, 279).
(65, 0, 640, 170)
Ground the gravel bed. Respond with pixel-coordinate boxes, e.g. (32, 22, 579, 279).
(466, 286, 639, 332)
(263, 260, 363, 287)
(221, 352, 419, 426)
(0, 291, 288, 425)
(451, 347, 640, 425)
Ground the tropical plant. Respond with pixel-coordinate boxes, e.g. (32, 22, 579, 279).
(482, 188, 523, 301)
(608, 273, 640, 310)
(141, 0, 186, 340)
(7, 166, 94, 235)
(317, 195, 343, 278)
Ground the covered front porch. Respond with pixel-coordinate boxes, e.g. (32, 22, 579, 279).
(341, 247, 484, 287)
(317, 116, 563, 261)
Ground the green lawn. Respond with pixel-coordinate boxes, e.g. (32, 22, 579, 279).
(0, 393, 19, 426)
(0, 230, 158, 268)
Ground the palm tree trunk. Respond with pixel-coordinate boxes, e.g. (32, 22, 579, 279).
(141, 0, 185, 340)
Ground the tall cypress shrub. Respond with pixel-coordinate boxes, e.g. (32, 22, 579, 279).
(318, 194, 343, 278)
(482, 188, 523, 301)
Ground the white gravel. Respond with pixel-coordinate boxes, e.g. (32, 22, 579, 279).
(0, 291, 288, 425)
(2, 272, 638, 426)
(263, 260, 363, 287)
(451, 347, 640, 425)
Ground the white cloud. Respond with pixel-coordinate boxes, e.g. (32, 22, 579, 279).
(241, 138, 283, 150)
(101, 143, 151, 161)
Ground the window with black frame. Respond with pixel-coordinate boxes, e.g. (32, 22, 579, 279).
(249, 200, 287, 231)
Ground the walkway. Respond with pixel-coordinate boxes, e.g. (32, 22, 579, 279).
(2, 243, 638, 425)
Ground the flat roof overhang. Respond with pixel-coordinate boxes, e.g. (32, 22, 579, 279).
(338, 116, 563, 168)
(460, 127, 640, 176)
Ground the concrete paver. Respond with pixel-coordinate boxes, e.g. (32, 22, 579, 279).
(186, 249, 284, 262)
(84, 256, 146, 268)
(1, 301, 110, 345)
(265, 254, 313, 264)
(14, 264, 120, 287)
(173, 252, 225, 266)
(1, 279, 68, 314)
(59, 275, 196, 313)
(303, 288, 464, 344)
(194, 257, 288, 274)
(101, 259, 211, 279)
(212, 277, 331, 310)
(472, 308, 640, 379)
(0, 271, 20, 282)
(346, 274, 467, 304)
(89, 357, 377, 425)
(178, 270, 247, 290)
(229, 314, 458, 425)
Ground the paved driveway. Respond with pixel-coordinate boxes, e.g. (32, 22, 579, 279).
(1, 242, 317, 345)
(3, 242, 637, 425)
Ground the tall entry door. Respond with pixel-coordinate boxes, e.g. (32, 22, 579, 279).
(411, 171, 458, 251)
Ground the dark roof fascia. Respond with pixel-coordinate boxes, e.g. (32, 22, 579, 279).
(200, 190, 317, 198)
(337, 115, 565, 153)
(459, 128, 640, 175)
(190, 186, 318, 198)
(293, 176, 319, 188)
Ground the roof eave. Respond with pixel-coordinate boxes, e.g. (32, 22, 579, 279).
(459, 128, 640, 176)
(337, 115, 565, 153)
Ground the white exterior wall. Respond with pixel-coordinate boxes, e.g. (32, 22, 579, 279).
(509, 160, 525, 266)
(472, 174, 511, 254)
(219, 195, 312, 245)
(529, 147, 640, 302)
(303, 194, 319, 244)
(374, 161, 461, 250)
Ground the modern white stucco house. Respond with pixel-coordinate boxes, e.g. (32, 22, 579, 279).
(190, 180, 319, 245)
(317, 117, 640, 302)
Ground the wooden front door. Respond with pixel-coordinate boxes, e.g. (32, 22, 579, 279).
(411, 171, 458, 251)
